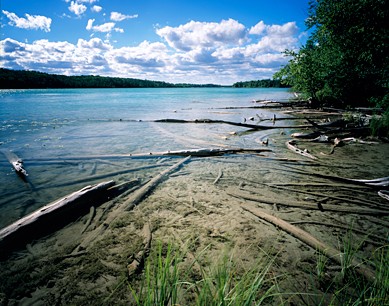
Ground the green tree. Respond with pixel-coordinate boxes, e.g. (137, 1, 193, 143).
(274, 0, 388, 109)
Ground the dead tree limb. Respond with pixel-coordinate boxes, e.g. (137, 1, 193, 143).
(74, 156, 190, 252)
(0, 180, 115, 254)
(241, 203, 375, 281)
(290, 220, 384, 242)
(123, 156, 191, 210)
(154, 118, 313, 130)
(227, 187, 389, 215)
(286, 140, 318, 160)
(127, 222, 152, 278)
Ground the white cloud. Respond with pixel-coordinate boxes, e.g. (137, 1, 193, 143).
(2, 10, 51, 32)
(110, 12, 138, 22)
(156, 19, 247, 51)
(91, 5, 102, 13)
(266, 22, 298, 37)
(68, 1, 87, 16)
(86, 19, 95, 30)
(0, 19, 301, 84)
(249, 21, 266, 35)
(86, 19, 121, 33)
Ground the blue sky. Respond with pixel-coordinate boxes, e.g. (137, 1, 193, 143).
(1, 0, 310, 84)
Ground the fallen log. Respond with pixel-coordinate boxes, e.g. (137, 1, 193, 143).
(74, 156, 191, 252)
(286, 140, 318, 160)
(0, 180, 115, 255)
(2, 150, 28, 178)
(25, 147, 272, 162)
(289, 221, 384, 243)
(227, 187, 389, 215)
(241, 203, 375, 281)
(127, 222, 152, 278)
(280, 165, 389, 189)
(154, 118, 313, 130)
(123, 156, 191, 210)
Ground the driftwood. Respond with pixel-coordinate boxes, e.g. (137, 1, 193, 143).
(378, 190, 389, 201)
(26, 148, 272, 163)
(280, 165, 389, 189)
(213, 168, 223, 185)
(227, 187, 389, 215)
(74, 156, 190, 252)
(241, 203, 375, 281)
(257, 183, 383, 210)
(123, 156, 191, 210)
(290, 221, 384, 243)
(154, 118, 313, 130)
(0, 180, 115, 253)
(127, 222, 152, 277)
(2, 150, 28, 178)
(286, 140, 318, 160)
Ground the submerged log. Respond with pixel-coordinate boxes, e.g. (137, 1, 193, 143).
(2, 150, 28, 178)
(227, 187, 389, 215)
(0, 180, 115, 255)
(154, 118, 313, 130)
(286, 140, 318, 160)
(241, 204, 375, 281)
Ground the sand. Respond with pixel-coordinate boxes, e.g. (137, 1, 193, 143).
(0, 116, 389, 305)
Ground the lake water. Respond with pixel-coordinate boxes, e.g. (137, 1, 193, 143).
(0, 88, 294, 228)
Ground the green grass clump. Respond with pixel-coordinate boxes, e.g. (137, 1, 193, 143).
(128, 241, 279, 305)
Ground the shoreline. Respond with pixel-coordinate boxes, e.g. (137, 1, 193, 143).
(0, 102, 388, 305)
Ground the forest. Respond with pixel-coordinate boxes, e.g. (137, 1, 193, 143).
(232, 79, 289, 88)
(0, 68, 224, 89)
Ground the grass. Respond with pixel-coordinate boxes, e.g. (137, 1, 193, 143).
(128, 241, 280, 305)
(125, 232, 388, 305)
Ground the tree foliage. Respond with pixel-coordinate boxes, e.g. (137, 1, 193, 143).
(232, 79, 289, 88)
(273, 0, 388, 109)
(0, 69, 223, 89)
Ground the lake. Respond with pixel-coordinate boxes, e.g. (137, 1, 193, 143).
(0, 87, 293, 228)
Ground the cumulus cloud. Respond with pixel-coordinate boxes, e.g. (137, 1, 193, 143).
(86, 19, 117, 33)
(2, 10, 51, 32)
(0, 18, 302, 84)
(156, 19, 247, 51)
(68, 1, 87, 16)
(110, 12, 138, 22)
(249, 21, 266, 35)
(91, 5, 102, 13)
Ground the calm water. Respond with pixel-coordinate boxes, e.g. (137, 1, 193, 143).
(0, 88, 293, 228)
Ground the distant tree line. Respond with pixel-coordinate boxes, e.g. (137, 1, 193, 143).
(0, 68, 225, 89)
(232, 79, 289, 88)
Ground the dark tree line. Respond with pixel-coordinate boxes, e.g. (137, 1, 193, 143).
(232, 79, 289, 88)
(0, 69, 224, 89)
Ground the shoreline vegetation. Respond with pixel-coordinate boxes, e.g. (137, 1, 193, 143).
(0, 68, 285, 89)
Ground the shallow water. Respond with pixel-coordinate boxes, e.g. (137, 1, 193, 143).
(0, 87, 293, 228)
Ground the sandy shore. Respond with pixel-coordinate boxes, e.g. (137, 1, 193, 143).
(1, 109, 388, 305)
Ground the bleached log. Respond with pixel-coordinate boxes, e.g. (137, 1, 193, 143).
(286, 140, 318, 160)
(2, 150, 28, 178)
(227, 187, 389, 215)
(154, 118, 313, 130)
(241, 204, 375, 281)
(0, 180, 115, 253)
(123, 156, 191, 210)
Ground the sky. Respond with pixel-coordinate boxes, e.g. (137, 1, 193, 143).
(1, 0, 310, 85)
